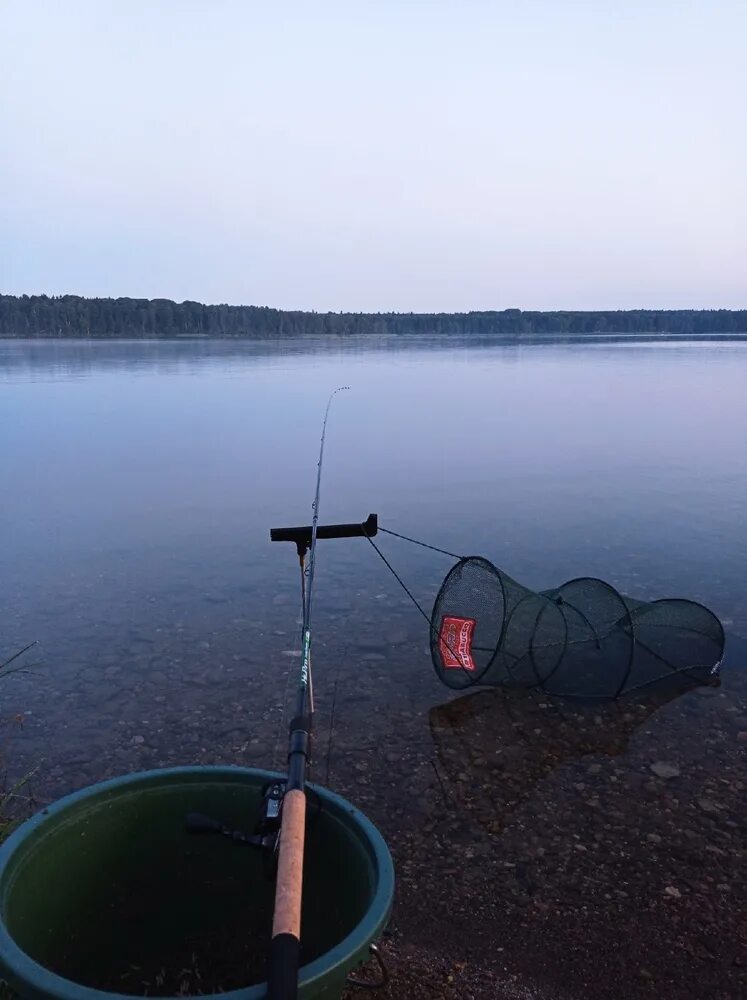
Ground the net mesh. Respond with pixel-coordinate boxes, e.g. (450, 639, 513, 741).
(430, 557, 724, 699)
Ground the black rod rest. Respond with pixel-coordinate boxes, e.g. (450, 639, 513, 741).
(270, 513, 378, 557)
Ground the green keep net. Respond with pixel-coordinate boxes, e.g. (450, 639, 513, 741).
(430, 557, 724, 699)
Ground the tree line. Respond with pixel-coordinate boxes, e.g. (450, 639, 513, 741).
(1, 294, 745, 338)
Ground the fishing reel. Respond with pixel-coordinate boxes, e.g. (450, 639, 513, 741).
(185, 780, 286, 878)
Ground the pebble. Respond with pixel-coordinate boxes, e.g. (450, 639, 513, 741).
(650, 761, 680, 779)
(695, 686, 720, 697)
(663, 886, 681, 898)
(737, 731, 747, 744)
(698, 798, 720, 814)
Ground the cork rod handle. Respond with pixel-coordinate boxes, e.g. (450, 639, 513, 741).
(267, 788, 307, 1000)
(272, 788, 306, 937)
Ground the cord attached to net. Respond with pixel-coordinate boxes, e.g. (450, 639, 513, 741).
(364, 525, 463, 626)
(364, 534, 435, 626)
(378, 526, 462, 560)
(363, 527, 491, 679)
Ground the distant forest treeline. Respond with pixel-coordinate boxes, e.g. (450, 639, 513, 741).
(1, 294, 746, 339)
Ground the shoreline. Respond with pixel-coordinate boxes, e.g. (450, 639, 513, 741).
(3, 332, 747, 343)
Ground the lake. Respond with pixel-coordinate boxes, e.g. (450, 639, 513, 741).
(1, 337, 745, 999)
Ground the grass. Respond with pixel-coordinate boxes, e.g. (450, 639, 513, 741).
(0, 642, 40, 842)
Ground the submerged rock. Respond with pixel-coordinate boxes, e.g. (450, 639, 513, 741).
(650, 761, 680, 779)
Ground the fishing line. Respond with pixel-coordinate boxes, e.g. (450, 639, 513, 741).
(323, 641, 348, 787)
(272, 667, 293, 774)
(272, 553, 310, 773)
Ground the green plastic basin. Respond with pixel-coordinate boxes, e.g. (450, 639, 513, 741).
(0, 766, 394, 1000)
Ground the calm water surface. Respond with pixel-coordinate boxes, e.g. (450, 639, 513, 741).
(1, 337, 745, 998)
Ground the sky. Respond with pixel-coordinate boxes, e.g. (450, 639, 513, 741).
(1, 1, 745, 312)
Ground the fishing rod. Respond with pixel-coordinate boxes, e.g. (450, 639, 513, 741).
(187, 388, 378, 994)
(267, 386, 375, 1000)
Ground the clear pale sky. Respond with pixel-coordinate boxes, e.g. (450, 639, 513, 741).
(1, 1, 744, 312)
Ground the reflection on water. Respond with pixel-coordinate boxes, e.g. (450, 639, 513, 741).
(2, 337, 746, 999)
(429, 672, 718, 834)
(6, 334, 745, 383)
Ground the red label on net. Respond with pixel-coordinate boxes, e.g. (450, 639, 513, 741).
(439, 616, 477, 671)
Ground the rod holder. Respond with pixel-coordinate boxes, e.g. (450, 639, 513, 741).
(270, 513, 377, 556)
